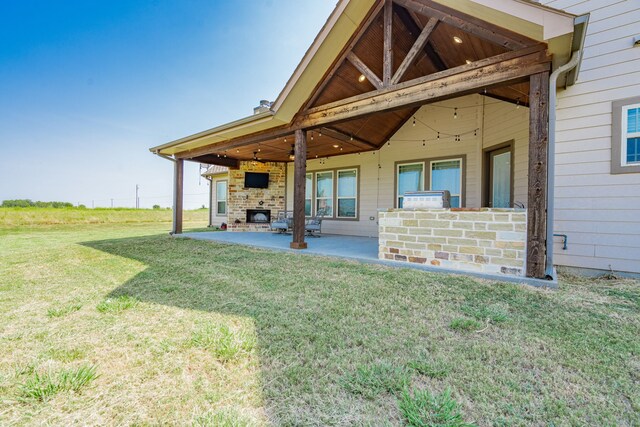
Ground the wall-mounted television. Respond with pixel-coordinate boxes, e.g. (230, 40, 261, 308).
(244, 172, 269, 189)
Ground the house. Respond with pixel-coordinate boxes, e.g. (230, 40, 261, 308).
(151, 0, 640, 281)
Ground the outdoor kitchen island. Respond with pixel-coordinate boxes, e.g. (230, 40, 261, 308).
(378, 208, 527, 277)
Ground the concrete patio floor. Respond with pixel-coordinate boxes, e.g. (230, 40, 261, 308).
(183, 231, 379, 261)
(179, 230, 557, 288)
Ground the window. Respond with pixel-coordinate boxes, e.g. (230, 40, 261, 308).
(612, 97, 640, 174)
(430, 159, 462, 208)
(316, 171, 333, 216)
(303, 167, 358, 219)
(624, 105, 640, 164)
(305, 173, 313, 216)
(397, 163, 424, 208)
(216, 180, 227, 215)
(337, 169, 357, 218)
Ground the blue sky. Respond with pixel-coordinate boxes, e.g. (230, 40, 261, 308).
(0, 0, 336, 208)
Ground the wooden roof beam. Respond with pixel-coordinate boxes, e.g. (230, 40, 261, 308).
(393, 0, 532, 50)
(296, 46, 550, 128)
(393, 4, 447, 72)
(383, 0, 393, 86)
(346, 52, 383, 89)
(320, 127, 379, 149)
(392, 17, 439, 85)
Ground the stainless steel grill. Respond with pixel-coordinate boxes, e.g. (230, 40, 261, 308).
(402, 190, 451, 209)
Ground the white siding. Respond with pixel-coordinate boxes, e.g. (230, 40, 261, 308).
(286, 95, 529, 237)
(543, 0, 640, 273)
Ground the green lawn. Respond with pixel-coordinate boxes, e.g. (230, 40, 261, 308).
(0, 209, 638, 426)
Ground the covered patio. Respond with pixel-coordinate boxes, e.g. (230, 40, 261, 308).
(151, 0, 586, 281)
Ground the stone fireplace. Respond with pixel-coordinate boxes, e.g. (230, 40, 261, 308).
(227, 161, 285, 232)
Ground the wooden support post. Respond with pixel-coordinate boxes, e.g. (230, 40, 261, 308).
(172, 158, 184, 235)
(290, 129, 308, 249)
(383, 0, 393, 86)
(526, 72, 549, 278)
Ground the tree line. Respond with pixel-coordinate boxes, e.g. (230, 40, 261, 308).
(1, 199, 79, 208)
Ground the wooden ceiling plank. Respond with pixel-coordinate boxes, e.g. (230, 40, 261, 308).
(304, 2, 384, 109)
(175, 126, 294, 159)
(191, 155, 239, 169)
(391, 17, 439, 85)
(394, 0, 532, 50)
(346, 52, 383, 89)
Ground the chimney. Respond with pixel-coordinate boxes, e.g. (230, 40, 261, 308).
(253, 99, 272, 115)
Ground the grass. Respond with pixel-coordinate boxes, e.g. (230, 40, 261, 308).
(47, 303, 82, 318)
(96, 294, 139, 313)
(19, 365, 98, 402)
(189, 323, 256, 362)
(449, 318, 483, 332)
(0, 208, 638, 425)
(407, 358, 451, 379)
(400, 388, 476, 427)
(0, 206, 208, 227)
(341, 363, 412, 399)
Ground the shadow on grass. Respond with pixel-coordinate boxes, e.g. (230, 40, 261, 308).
(81, 233, 640, 425)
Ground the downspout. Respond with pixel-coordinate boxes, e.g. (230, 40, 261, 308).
(153, 151, 180, 234)
(545, 50, 581, 279)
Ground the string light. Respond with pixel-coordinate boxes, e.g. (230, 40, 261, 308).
(310, 132, 314, 141)
(422, 139, 426, 147)
(454, 108, 458, 119)
(437, 132, 440, 140)
(516, 98, 521, 109)
(318, 131, 322, 137)
(412, 116, 416, 126)
(350, 134, 353, 141)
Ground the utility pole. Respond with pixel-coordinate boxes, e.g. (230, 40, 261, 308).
(135, 184, 139, 209)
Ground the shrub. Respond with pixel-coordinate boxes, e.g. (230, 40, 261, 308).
(153, 204, 161, 210)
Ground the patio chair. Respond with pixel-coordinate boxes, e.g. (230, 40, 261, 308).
(305, 209, 326, 237)
(270, 210, 292, 234)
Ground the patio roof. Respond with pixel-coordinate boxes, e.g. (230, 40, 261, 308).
(149, 0, 580, 162)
